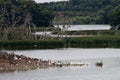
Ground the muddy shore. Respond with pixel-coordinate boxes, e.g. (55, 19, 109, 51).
(0, 52, 57, 72)
(0, 52, 90, 72)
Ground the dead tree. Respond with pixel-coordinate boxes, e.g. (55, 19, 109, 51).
(21, 13, 32, 40)
(1, 5, 21, 28)
(10, 7, 21, 28)
(0, 7, 9, 40)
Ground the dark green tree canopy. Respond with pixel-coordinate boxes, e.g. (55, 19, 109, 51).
(0, 0, 54, 27)
(109, 5, 120, 29)
(43, 0, 120, 11)
(41, 0, 120, 25)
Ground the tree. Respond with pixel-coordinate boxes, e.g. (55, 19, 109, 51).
(109, 5, 120, 30)
(0, 0, 27, 28)
(6, 5, 22, 28)
(0, 0, 54, 27)
(43, 0, 120, 25)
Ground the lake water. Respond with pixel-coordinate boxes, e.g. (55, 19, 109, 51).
(1, 48, 120, 80)
(55, 25, 111, 31)
(33, 25, 111, 36)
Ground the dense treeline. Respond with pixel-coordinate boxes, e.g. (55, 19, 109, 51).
(0, 0, 54, 40)
(41, 0, 120, 25)
(109, 5, 120, 30)
(44, 0, 120, 11)
(0, 0, 54, 27)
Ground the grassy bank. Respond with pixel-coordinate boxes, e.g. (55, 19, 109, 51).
(0, 36, 120, 50)
(53, 30, 120, 36)
(0, 40, 64, 50)
(64, 36, 120, 48)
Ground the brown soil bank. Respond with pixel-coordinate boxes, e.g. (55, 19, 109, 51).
(0, 52, 55, 72)
(0, 52, 91, 73)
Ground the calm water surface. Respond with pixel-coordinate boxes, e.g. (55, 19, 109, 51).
(0, 48, 120, 80)
(33, 25, 111, 36)
(55, 25, 111, 31)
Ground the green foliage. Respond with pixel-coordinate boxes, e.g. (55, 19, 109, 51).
(64, 36, 120, 48)
(53, 30, 120, 36)
(0, 0, 54, 27)
(73, 16, 95, 24)
(61, 30, 119, 36)
(42, 0, 120, 24)
(45, 0, 120, 11)
(109, 5, 120, 29)
(0, 36, 120, 50)
(0, 40, 64, 50)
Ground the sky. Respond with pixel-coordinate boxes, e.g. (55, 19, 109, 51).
(35, 0, 68, 3)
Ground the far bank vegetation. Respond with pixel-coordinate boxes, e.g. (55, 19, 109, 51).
(0, 0, 54, 41)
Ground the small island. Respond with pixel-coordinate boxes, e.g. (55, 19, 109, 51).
(0, 52, 55, 72)
(0, 52, 90, 72)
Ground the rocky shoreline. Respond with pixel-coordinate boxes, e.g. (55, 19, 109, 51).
(0, 52, 90, 72)
(0, 52, 58, 72)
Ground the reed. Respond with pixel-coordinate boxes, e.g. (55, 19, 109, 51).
(53, 30, 120, 36)
(0, 40, 64, 50)
(0, 36, 120, 50)
(64, 36, 120, 48)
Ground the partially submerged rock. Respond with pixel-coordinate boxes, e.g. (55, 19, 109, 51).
(95, 61, 103, 67)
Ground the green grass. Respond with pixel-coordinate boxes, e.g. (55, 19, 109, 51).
(53, 30, 120, 36)
(0, 40, 64, 50)
(31, 27, 55, 32)
(0, 36, 120, 50)
(64, 36, 120, 48)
